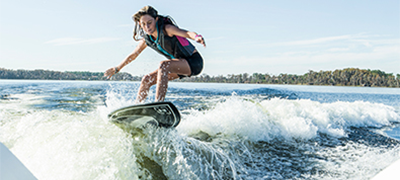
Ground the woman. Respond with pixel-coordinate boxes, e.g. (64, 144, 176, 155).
(104, 6, 206, 103)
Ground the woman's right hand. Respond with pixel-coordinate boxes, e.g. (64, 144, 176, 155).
(104, 67, 118, 79)
(195, 35, 206, 47)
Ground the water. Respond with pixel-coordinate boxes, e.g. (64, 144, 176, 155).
(1, 80, 399, 180)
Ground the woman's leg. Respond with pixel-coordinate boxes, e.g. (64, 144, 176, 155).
(136, 70, 158, 103)
(156, 58, 191, 102)
(136, 58, 191, 103)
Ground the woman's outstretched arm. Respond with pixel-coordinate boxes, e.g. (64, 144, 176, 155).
(165, 24, 206, 47)
(104, 39, 147, 79)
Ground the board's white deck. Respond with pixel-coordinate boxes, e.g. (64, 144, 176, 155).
(1, 142, 37, 180)
(372, 158, 400, 180)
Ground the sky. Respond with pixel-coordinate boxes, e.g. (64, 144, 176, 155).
(1, 0, 399, 76)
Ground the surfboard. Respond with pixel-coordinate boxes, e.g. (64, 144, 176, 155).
(108, 102, 181, 130)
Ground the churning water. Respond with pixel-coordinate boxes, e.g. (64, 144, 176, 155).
(1, 80, 399, 179)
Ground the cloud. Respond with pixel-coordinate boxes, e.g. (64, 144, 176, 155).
(276, 35, 353, 46)
(45, 37, 120, 46)
(212, 37, 400, 75)
(327, 47, 351, 52)
(237, 33, 388, 50)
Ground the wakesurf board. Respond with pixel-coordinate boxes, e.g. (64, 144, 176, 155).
(108, 102, 180, 130)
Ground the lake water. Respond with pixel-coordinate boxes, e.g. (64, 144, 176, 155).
(1, 80, 399, 179)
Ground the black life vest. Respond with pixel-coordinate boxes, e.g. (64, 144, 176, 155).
(144, 17, 195, 59)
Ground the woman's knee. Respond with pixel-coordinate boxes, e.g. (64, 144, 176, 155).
(158, 60, 171, 73)
(141, 74, 156, 86)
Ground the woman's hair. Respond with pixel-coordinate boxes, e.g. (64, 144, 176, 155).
(132, 6, 177, 41)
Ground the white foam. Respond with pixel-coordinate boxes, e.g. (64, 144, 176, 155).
(103, 82, 148, 112)
(178, 97, 400, 142)
(309, 142, 400, 180)
(0, 109, 143, 180)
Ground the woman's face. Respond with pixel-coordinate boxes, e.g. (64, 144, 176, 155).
(139, 15, 157, 35)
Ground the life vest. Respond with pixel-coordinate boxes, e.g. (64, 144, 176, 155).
(144, 17, 195, 59)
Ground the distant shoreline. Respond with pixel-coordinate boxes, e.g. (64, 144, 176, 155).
(1, 68, 399, 88)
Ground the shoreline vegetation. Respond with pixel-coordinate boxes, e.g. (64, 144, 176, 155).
(1, 67, 399, 88)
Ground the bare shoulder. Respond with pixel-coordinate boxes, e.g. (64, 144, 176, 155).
(164, 24, 178, 36)
(164, 24, 178, 31)
(164, 24, 187, 37)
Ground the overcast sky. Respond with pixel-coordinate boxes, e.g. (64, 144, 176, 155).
(1, 0, 399, 76)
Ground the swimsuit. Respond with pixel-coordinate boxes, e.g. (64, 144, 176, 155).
(144, 17, 203, 77)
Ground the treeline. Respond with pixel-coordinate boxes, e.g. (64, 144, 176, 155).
(1, 68, 399, 87)
(0, 68, 141, 81)
(175, 68, 400, 88)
